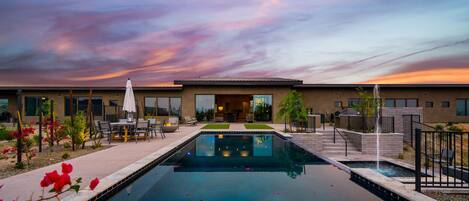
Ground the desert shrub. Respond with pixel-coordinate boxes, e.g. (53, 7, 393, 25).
(0, 127, 13, 141)
(434, 124, 444, 131)
(62, 152, 70, 159)
(448, 125, 463, 132)
(63, 142, 71, 149)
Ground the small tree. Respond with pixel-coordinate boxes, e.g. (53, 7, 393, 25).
(63, 112, 86, 150)
(352, 88, 380, 132)
(276, 90, 307, 132)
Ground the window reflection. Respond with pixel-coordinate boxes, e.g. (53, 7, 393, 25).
(195, 95, 215, 121)
(253, 95, 272, 121)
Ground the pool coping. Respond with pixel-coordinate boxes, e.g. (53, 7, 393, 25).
(352, 169, 436, 201)
(63, 129, 290, 201)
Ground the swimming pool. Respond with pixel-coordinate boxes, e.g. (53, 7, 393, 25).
(340, 161, 419, 177)
(109, 132, 381, 201)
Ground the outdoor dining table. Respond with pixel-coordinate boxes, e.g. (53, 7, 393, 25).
(110, 121, 136, 142)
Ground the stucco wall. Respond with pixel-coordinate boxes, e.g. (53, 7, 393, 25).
(291, 133, 323, 153)
(298, 87, 469, 123)
(342, 129, 403, 157)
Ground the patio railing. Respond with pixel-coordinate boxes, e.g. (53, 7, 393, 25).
(415, 129, 469, 191)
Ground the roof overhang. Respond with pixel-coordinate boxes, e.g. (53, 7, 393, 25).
(174, 77, 303, 86)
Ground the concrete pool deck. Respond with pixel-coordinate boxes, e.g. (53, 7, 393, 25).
(0, 125, 203, 201)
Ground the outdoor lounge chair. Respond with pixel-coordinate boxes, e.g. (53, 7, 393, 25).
(426, 149, 455, 167)
(184, 116, 197, 126)
(97, 121, 118, 144)
(133, 120, 150, 142)
(148, 118, 165, 138)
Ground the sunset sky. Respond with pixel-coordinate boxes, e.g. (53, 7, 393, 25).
(0, 0, 468, 86)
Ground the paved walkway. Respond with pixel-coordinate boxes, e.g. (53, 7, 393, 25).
(0, 125, 203, 201)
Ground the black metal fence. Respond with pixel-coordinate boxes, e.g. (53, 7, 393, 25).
(415, 129, 469, 191)
(336, 115, 395, 133)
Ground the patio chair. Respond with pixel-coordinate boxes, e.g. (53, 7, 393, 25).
(148, 118, 165, 139)
(133, 120, 151, 142)
(426, 148, 455, 167)
(98, 121, 118, 144)
(184, 116, 197, 126)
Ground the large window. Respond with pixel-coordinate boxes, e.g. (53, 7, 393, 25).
(144, 97, 157, 116)
(196, 95, 215, 121)
(25, 96, 48, 116)
(0, 98, 7, 114)
(144, 97, 181, 117)
(65, 96, 102, 116)
(170, 97, 181, 117)
(0, 98, 8, 121)
(157, 98, 170, 116)
(384, 98, 418, 107)
(253, 95, 272, 121)
(456, 99, 469, 116)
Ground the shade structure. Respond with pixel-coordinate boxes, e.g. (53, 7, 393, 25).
(123, 79, 136, 113)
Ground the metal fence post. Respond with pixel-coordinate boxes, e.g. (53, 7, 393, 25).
(415, 128, 421, 192)
(410, 115, 414, 147)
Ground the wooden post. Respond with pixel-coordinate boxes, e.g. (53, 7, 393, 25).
(49, 100, 54, 147)
(39, 112, 43, 152)
(84, 89, 93, 149)
(69, 90, 75, 151)
(16, 111, 23, 166)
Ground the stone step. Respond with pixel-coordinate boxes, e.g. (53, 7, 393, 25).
(321, 150, 362, 155)
(323, 146, 360, 151)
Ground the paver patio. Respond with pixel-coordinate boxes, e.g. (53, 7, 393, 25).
(0, 125, 203, 201)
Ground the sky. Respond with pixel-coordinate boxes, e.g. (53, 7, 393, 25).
(0, 0, 469, 86)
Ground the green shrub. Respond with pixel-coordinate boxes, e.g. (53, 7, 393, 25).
(62, 152, 70, 159)
(63, 142, 71, 149)
(434, 124, 444, 131)
(448, 125, 463, 132)
(0, 126, 13, 141)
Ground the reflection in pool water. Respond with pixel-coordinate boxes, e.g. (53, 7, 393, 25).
(110, 133, 381, 201)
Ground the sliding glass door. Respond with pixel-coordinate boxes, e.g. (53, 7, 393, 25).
(253, 95, 272, 121)
(195, 95, 215, 122)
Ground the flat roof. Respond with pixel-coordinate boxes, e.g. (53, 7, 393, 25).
(174, 77, 303, 86)
(294, 84, 469, 88)
(0, 86, 182, 92)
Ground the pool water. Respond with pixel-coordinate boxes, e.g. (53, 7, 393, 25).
(110, 133, 381, 201)
(340, 161, 417, 177)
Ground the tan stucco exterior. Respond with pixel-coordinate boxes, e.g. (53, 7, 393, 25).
(2, 82, 469, 124)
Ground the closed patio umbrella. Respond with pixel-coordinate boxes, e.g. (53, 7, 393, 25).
(123, 78, 136, 120)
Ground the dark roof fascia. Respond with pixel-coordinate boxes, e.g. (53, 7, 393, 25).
(0, 86, 182, 92)
(174, 79, 302, 86)
(294, 84, 469, 89)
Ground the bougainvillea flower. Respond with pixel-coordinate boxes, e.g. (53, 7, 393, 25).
(53, 174, 71, 192)
(45, 170, 60, 183)
(40, 175, 53, 187)
(61, 163, 73, 174)
(89, 178, 99, 190)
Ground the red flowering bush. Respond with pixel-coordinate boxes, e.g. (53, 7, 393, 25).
(7, 124, 37, 167)
(37, 162, 100, 200)
(0, 162, 100, 201)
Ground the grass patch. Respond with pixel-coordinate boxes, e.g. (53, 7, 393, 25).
(244, 124, 273, 129)
(202, 124, 230, 129)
